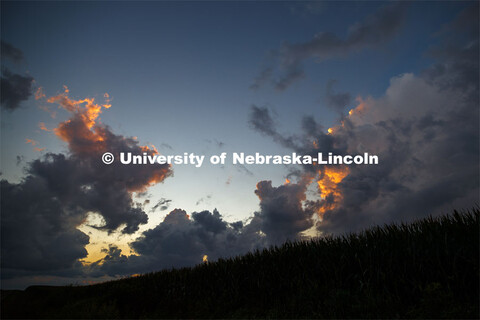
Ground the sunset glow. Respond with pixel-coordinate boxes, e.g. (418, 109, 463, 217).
(1, 1, 478, 294)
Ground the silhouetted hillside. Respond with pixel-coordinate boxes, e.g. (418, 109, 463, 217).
(2, 209, 479, 319)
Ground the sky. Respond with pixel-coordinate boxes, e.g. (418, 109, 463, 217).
(1, 1, 478, 289)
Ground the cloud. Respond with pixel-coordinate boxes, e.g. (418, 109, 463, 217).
(35, 87, 46, 100)
(205, 138, 225, 148)
(1, 178, 89, 278)
(248, 105, 298, 150)
(273, 65, 305, 92)
(89, 176, 318, 277)
(39, 122, 51, 131)
(255, 70, 479, 234)
(254, 179, 314, 245)
(150, 198, 172, 212)
(16, 155, 24, 166)
(249, 105, 276, 136)
(41, 87, 173, 232)
(422, 4, 479, 96)
(235, 163, 254, 176)
(252, 2, 407, 91)
(1, 68, 34, 111)
(249, 6, 479, 234)
(1, 88, 173, 279)
(248, 106, 340, 172)
(160, 143, 173, 150)
(25, 138, 38, 146)
(250, 66, 273, 91)
(95, 208, 266, 277)
(325, 80, 352, 112)
(1, 41, 24, 63)
(95, 176, 316, 277)
(196, 194, 212, 206)
(0, 42, 35, 111)
(319, 72, 478, 233)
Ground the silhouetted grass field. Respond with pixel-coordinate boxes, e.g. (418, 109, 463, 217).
(1, 209, 479, 319)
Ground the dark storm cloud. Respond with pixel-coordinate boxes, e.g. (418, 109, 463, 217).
(1, 132, 172, 276)
(27, 127, 172, 235)
(1, 178, 89, 278)
(95, 208, 266, 276)
(1, 41, 24, 63)
(95, 178, 316, 277)
(320, 5, 479, 233)
(258, 68, 478, 235)
(252, 2, 407, 91)
(1, 42, 34, 110)
(1, 68, 34, 111)
(254, 180, 314, 245)
(1, 91, 173, 279)
(44, 90, 173, 233)
(248, 6, 478, 235)
(325, 80, 352, 112)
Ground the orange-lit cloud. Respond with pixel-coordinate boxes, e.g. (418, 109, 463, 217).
(24, 87, 174, 236)
(140, 144, 159, 155)
(25, 138, 38, 146)
(348, 96, 368, 117)
(45, 88, 172, 192)
(325, 96, 371, 137)
(39, 122, 51, 131)
(35, 87, 46, 100)
(45, 86, 111, 154)
(38, 105, 57, 118)
(316, 166, 350, 216)
(103, 93, 112, 109)
(26, 139, 45, 152)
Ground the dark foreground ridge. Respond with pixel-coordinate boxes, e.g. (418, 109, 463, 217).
(2, 209, 479, 319)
